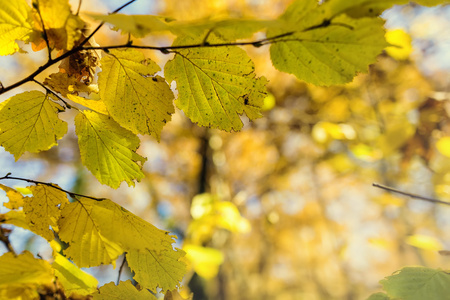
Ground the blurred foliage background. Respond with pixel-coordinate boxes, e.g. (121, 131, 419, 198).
(0, 0, 450, 299)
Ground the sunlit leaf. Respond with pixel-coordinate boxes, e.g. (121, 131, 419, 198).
(183, 244, 224, 279)
(127, 248, 186, 292)
(0, 251, 53, 286)
(406, 234, 443, 251)
(75, 110, 146, 188)
(385, 29, 412, 60)
(58, 197, 186, 289)
(67, 94, 108, 115)
(98, 49, 174, 140)
(52, 253, 98, 296)
(0, 91, 68, 160)
(380, 267, 450, 300)
(58, 198, 124, 268)
(31, 0, 84, 51)
(93, 280, 157, 300)
(0, 0, 33, 55)
(165, 34, 267, 131)
(23, 184, 69, 241)
(164, 289, 193, 300)
(0, 184, 24, 209)
(44, 73, 100, 97)
(269, 0, 387, 85)
(436, 137, 450, 157)
(0, 210, 29, 230)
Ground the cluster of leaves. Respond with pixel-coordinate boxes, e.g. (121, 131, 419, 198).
(0, 0, 448, 298)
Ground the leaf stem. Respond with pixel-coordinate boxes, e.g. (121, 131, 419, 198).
(117, 255, 127, 285)
(0, 173, 106, 201)
(372, 183, 450, 206)
(32, 79, 72, 109)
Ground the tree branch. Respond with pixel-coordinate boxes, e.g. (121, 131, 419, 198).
(34, 0, 52, 61)
(0, 0, 137, 96)
(0, 173, 106, 201)
(117, 256, 127, 285)
(32, 79, 72, 109)
(372, 183, 450, 206)
(0, 227, 16, 255)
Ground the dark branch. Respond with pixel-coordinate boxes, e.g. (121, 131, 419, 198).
(0, 173, 106, 201)
(32, 79, 72, 109)
(34, 0, 53, 61)
(0, 227, 16, 255)
(0, 0, 137, 96)
(372, 183, 450, 206)
(83, 31, 295, 52)
(117, 256, 127, 285)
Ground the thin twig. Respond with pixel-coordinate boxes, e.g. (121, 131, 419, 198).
(76, 0, 82, 16)
(0, 0, 137, 96)
(372, 183, 450, 206)
(0, 173, 106, 201)
(32, 79, 72, 109)
(117, 256, 127, 285)
(34, 0, 53, 61)
(0, 227, 16, 255)
(83, 31, 295, 53)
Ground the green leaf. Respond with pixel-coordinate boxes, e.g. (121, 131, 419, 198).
(269, 1, 388, 85)
(0, 0, 33, 55)
(165, 35, 267, 131)
(52, 253, 98, 296)
(127, 248, 186, 292)
(58, 197, 124, 268)
(75, 110, 146, 188)
(98, 49, 174, 140)
(23, 184, 69, 241)
(93, 281, 157, 300)
(380, 267, 450, 300)
(0, 91, 68, 160)
(366, 292, 391, 300)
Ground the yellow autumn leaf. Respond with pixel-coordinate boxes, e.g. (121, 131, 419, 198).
(58, 198, 124, 268)
(67, 94, 108, 115)
(385, 29, 413, 60)
(0, 184, 24, 209)
(127, 248, 186, 292)
(0, 91, 68, 160)
(93, 280, 157, 300)
(0, 0, 33, 56)
(165, 34, 267, 131)
(23, 184, 69, 241)
(164, 289, 193, 300)
(0, 210, 29, 231)
(58, 197, 186, 290)
(436, 136, 450, 157)
(44, 73, 100, 97)
(98, 49, 174, 140)
(75, 110, 146, 188)
(183, 244, 224, 279)
(52, 253, 98, 296)
(0, 251, 54, 286)
(406, 234, 443, 251)
(31, 0, 84, 51)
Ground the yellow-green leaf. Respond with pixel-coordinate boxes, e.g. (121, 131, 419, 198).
(127, 248, 186, 292)
(75, 110, 146, 188)
(0, 0, 33, 55)
(98, 49, 174, 140)
(366, 292, 391, 300)
(58, 197, 186, 289)
(0, 251, 54, 286)
(0, 184, 24, 209)
(58, 198, 124, 268)
(67, 94, 108, 115)
(165, 35, 267, 131)
(380, 267, 450, 300)
(93, 281, 157, 300)
(269, 1, 388, 85)
(0, 91, 68, 160)
(52, 253, 98, 296)
(23, 184, 69, 241)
